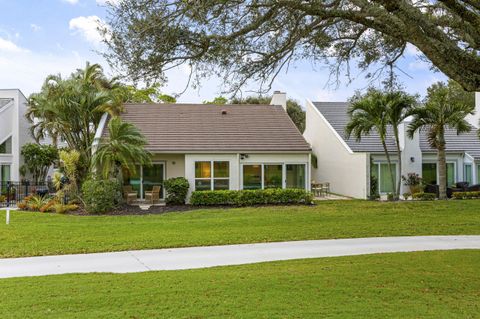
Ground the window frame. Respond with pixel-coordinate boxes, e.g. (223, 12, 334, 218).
(464, 163, 473, 184)
(422, 160, 457, 186)
(194, 160, 230, 191)
(372, 161, 398, 194)
(241, 162, 307, 190)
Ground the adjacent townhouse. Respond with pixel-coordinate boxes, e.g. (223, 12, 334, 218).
(303, 93, 480, 199)
(0, 89, 33, 185)
(94, 92, 312, 201)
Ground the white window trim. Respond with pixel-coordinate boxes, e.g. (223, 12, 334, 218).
(194, 160, 230, 191)
(240, 162, 308, 190)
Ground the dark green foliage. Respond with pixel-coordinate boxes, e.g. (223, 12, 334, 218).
(163, 177, 190, 205)
(190, 189, 313, 206)
(116, 83, 176, 103)
(103, 1, 480, 93)
(412, 192, 436, 201)
(21, 143, 58, 183)
(452, 191, 480, 200)
(81, 179, 122, 214)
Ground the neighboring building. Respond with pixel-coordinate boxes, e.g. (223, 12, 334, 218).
(0, 89, 33, 184)
(303, 94, 480, 199)
(94, 92, 311, 201)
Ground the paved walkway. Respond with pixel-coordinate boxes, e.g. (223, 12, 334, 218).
(1, 236, 479, 279)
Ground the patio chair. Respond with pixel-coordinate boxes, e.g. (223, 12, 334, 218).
(311, 181, 322, 197)
(123, 185, 138, 204)
(145, 185, 161, 204)
(322, 182, 330, 196)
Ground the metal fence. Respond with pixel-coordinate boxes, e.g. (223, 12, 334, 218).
(0, 181, 56, 208)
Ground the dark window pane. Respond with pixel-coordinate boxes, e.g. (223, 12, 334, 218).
(214, 179, 229, 190)
(243, 165, 262, 190)
(465, 164, 472, 184)
(214, 161, 229, 178)
(422, 163, 437, 185)
(286, 164, 305, 189)
(264, 165, 283, 189)
(195, 179, 211, 191)
(195, 161, 211, 178)
(0, 137, 12, 154)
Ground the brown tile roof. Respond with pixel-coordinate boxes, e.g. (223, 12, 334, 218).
(106, 103, 311, 153)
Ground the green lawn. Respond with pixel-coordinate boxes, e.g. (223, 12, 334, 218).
(0, 250, 478, 318)
(1, 200, 480, 258)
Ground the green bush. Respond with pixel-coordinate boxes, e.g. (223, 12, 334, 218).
(82, 179, 122, 214)
(163, 177, 190, 205)
(412, 192, 436, 201)
(190, 188, 313, 206)
(452, 191, 480, 200)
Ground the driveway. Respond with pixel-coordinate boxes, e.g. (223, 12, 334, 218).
(1, 235, 479, 279)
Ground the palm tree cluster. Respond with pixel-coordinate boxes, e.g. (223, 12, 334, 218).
(346, 81, 475, 200)
(26, 62, 152, 184)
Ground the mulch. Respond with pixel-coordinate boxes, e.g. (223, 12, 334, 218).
(67, 204, 206, 216)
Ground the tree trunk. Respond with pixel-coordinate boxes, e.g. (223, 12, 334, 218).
(437, 130, 447, 200)
(394, 129, 402, 199)
(381, 139, 397, 198)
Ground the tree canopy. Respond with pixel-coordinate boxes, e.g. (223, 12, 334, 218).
(103, 1, 480, 93)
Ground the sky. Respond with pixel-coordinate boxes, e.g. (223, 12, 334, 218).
(0, 0, 447, 104)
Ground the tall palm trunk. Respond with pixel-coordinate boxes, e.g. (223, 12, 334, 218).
(394, 133, 402, 199)
(437, 130, 447, 199)
(381, 139, 397, 198)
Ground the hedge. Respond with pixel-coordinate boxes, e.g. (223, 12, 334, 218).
(452, 191, 480, 200)
(82, 179, 122, 214)
(190, 188, 313, 206)
(412, 192, 436, 201)
(164, 177, 190, 205)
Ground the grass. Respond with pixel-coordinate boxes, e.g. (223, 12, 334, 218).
(0, 200, 480, 258)
(0, 250, 479, 318)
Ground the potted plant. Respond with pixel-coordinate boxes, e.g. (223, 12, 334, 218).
(402, 173, 423, 196)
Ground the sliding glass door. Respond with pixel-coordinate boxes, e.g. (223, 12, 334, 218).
(422, 162, 456, 186)
(123, 163, 165, 199)
(371, 163, 396, 194)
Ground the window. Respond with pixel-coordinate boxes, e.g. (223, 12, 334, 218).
(464, 164, 473, 184)
(422, 163, 437, 185)
(1, 164, 10, 184)
(372, 163, 397, 194)
(264, 164, 283, 189)
(0, 137, 12, 154)
(195, 161, 229, 191)
(422, 162, 456, 186)
(242, 163, 307, 190)
(243, 165, 262, 190)
(446, 162, 455, 187)
(478, 164, 480, 184)
(286, 164, 306, 189)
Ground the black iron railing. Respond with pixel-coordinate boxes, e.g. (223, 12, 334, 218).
(0, 181, 56, 208)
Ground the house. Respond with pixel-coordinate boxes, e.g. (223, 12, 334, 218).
(303, 93, 480, 199)
(0, 89, 33, 185)
(94, 92, 312, 201)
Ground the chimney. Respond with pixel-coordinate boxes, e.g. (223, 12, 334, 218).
(270, 91, 287, 110)
(466, 92, 480, 128)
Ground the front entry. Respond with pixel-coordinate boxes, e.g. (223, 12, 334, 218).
(124, 163, 165, 200)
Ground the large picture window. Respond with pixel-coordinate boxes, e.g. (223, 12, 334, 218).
(422, 162, 456, 186)
(372, 163, 397, 194)
(195, 161, 230, 191)
(242, 163, 306, 190)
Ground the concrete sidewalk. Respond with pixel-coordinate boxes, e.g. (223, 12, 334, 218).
(1, 236, 479, 279)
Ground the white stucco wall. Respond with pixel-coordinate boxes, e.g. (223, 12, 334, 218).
(0, 89, 32, 182)
(152, 154, 185, 180)
(303, 100, 368, 199)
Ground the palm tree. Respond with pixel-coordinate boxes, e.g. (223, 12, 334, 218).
(92, 117, 151, 180)
(385, 92, 417, 196)
(346, 90, 396, 198)
(407, 81, 474, 199)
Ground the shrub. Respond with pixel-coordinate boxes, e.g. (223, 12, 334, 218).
(0, 195, 5, 203)
(190, 188, 313, 206)
(163, 177, 190, 205)
(27, 195, 51, 211)
(82, 179, 122, 214)
(54, 204, 79, 214)
(452, 191, 480, 200)
(40, 199, 58, 213)
(412, 192, 436, 201)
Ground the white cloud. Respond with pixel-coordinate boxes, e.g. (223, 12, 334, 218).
(62, 0, 79, 4)
(0, 37, 28, 53)
(30, 24, 42, 32)
(69, 16, 107, 45)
